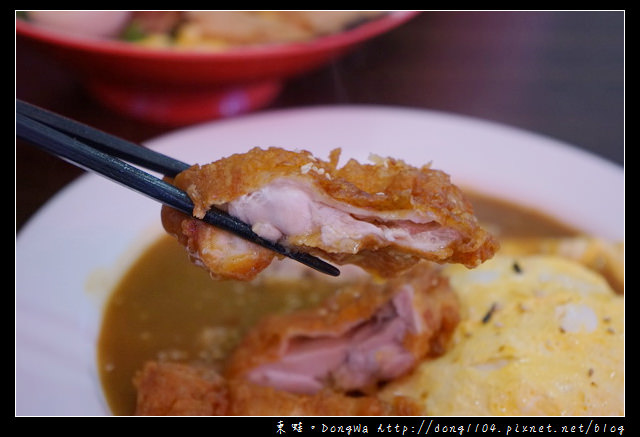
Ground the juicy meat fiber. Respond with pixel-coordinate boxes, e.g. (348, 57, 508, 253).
(162, 147, 498, 280)
(224, 263, 459, 395)
(134, 361, 421, 416)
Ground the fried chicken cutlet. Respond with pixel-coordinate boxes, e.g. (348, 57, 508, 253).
(134, 361, 421, 416)
(134, 263, 455, 416)
(224, 263, 459, 395)
(162, 147, 498, 280)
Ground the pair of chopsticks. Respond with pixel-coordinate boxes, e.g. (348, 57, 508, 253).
(16, 99, 339, 277)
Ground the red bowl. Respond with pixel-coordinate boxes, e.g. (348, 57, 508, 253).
(16, 12, 418, 125)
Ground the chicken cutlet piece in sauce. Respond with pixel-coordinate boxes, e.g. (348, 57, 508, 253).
(162, 147, 498, 280)
(134, 262, 453, 416)
(223, 262, 458, 395)
(134, 361, 420, 416)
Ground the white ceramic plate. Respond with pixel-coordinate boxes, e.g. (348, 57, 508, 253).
(15, 105, 623, 416)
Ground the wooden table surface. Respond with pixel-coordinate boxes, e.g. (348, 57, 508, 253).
(16, 11, 624, 233)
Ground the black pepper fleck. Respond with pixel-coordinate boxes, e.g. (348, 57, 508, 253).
(512, 261, 523, 274)
(482, 303, 498, 324)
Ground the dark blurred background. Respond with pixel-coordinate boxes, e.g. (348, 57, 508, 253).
(16, 11, 624, 232)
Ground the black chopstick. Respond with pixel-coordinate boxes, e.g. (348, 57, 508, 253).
(16, 102, 340, 277)
(16, 99, 190, 177)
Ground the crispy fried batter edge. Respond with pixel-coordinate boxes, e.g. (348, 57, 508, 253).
(134, 361, 422, 416)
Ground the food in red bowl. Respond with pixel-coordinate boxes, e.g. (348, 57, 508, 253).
(16, 11, 418, 125)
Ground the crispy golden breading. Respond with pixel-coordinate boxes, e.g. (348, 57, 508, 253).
(134, 361, 422, 416)
(161, 206, 276, 281)
(224, 263, 459, 394)
(164, 147, 498, 280)
(134, 361, 229, 416)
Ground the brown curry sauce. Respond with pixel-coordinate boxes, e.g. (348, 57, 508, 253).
(97, 192, 579, 415)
